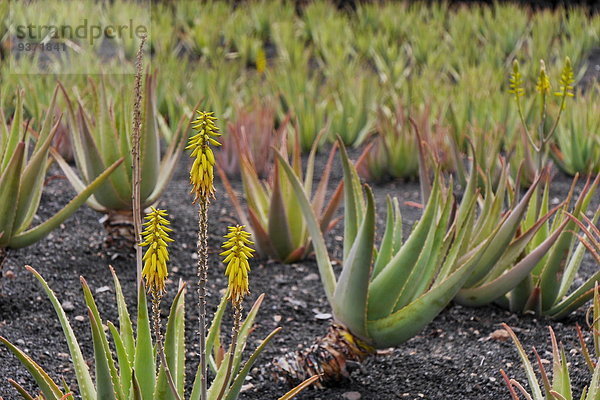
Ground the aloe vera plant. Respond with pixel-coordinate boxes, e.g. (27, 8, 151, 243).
(272, 139, 541, 385)
(456, 174, 600, 318)
(0, 266, 285, 400)
(51, 73, 191, 241)
(0, 88, 121, 252)
(501, 285, 600, 400)
(218, 131, 343, 263)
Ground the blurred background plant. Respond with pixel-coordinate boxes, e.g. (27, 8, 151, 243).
(51, 73, 190, 245)
(0, 88, 121, 255)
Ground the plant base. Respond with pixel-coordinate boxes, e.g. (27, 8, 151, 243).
(101, 210, 136, 249)
(272, 324, 375, 387)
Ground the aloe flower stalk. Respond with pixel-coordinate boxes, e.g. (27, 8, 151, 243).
(215, 225, 255, 400)
(510, 57, 574, 183)
(187, 110, 221, 400)
(272, 139, 538, 385)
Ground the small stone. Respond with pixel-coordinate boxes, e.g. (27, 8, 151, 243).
(303, 273, 319, 281)
(95, 286, 110, 294)
(4, 270, 15, 279)
(315, 313, 332, 320)
(57, 352, 70, 359)
(75, 315, 85, 322)
(62, 301, 75, 312)
(273, 315, 282, 323)
(488, 329, 510, 341)
(240, 383, 254, 392)
(342, 392, 361, 400)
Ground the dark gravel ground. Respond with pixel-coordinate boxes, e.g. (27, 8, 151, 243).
(0, 147, 598, 400)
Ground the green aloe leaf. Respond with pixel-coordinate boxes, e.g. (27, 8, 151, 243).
(372, 197, 401, 279)
(0, 336, 64, 400)
(340, 138, 365, 258)
(155, 283, 186, 400)
(368, 177, 441, 320)
(9, 158, 124, 248)
(108, 322, 132, 400)
(0, 142, 24, 246)
(87, 309, 117, 400)
(268, 162, 295, 260)
(502, 323, 545, 400)
(368, 237, 492, 348)
(223, 327, 281, 400)
(110, 267, 135, 364)
(455, 219, 568, 306)
(232, 294, 266, 374)
(8, 379, 37, 400)
(274, 149, 336, 302)
(332, 185, 375, 339)
(140, 73, 161, 201)
(25, 266, 96, 399)
(134, 283, 156, 400)
(80, 278, 125, 400)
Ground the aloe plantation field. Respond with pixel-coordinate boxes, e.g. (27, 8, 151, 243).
(0, 1, 599, 400)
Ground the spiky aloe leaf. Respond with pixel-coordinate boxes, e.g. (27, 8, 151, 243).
(110, 266, 135, 364)
(0, 142, 24, 246)
(134, 283, 156, 400)
(268, 162, 295, 260)
(80, 278, 125, 400)
(140, 73, 161, 201)
(455, 219, 568, 306)
(24, 266, 96, 399)
(332, 185, 375, 339)
(367, 177, 442, 320)
(108, 322, 132, 400)
(223, 327, 281, 400)
(339, 138, 365, 258)
(161, 283, 186, 397)
(367, 237, 492, 348)
(87, 309, 117, 400)
(503, 323, 545, 400)
(232, 294, 266, 374)
(8, 379, 37, 400)
(273, 149, 336, 302)
(0, 336, 65, 400)
(8, 158, 124, 248)
(372, 197, 402, 279)
(277, 375, 319, 400)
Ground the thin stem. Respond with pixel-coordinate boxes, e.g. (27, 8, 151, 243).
(215, 303, 242, 400)
(515, 96, 540, 153)
(197, 199, 209, 400)
(132, 35, 147, 290)
(152, 291, 182, 400)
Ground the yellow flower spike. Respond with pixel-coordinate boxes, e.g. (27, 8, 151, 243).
(555, 57, 575, 98)
(220, 225, 255, 305)
(187, 111, 221, 202)
(141, 207, 174, 293)
(536, 60, 551, 95)
(509, 59, 525, 99)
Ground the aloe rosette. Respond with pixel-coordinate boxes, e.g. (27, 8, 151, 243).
(456, 174, 600, 318)
(0, 88, 122, 251)
(272, 140, 542, 384)
(51, 73, 191, 240)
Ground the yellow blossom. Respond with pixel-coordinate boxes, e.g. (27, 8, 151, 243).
(220, 225, 255, 305)
(555, 57, 574, 98)
(141, 207, 174, 293)
(536, 60, 551, 95)
(508, 59, 525, 98)
(186, 111, 221, 202)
